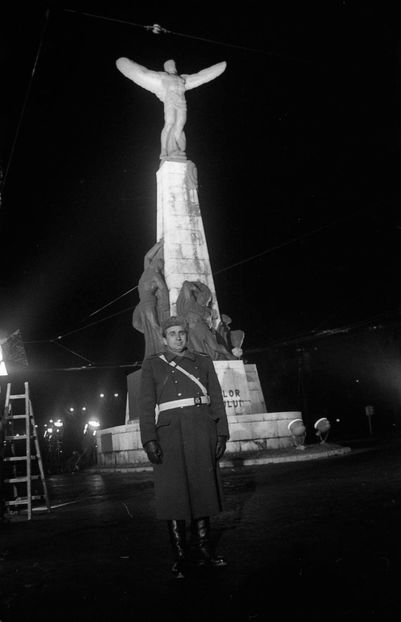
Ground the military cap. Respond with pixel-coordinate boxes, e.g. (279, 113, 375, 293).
(161, 315, 188, 336)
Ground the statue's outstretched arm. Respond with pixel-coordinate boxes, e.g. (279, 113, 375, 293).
(183, 61, 227, 91)
(116, 57, 163, 98)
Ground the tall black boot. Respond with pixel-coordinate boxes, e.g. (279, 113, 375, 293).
(167, 519, 187, 579)
(191, 517, 227, 567)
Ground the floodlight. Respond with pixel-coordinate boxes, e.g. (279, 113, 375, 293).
(0, 329, 29, 376)
(84, 418, 100, 438)
(288, 418, 306, 450)
(314, 417, 331, 444)
(0, 345, 7, 376)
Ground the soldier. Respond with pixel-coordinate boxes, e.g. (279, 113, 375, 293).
(139, 315, 229, 579)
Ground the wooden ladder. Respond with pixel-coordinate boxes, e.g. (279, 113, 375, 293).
(3, 381, 51, 519)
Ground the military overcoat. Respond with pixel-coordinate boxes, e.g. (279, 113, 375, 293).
(139, 348, 229, 521)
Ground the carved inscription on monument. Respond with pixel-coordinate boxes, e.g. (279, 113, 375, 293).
(222, 388, 245, 409)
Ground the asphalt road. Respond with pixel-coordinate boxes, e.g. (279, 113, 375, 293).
(1, 438, 401, 621)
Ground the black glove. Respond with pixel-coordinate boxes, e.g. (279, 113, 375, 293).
(215, 436, 227, 461)
(144, 440, 163, 464)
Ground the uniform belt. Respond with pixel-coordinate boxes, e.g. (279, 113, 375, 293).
(158, 396, 211, 412)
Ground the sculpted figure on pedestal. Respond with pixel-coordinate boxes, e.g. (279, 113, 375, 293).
(133, 239, 170, 357)
(116, 57, 227, 160)
(176, 280, 236, 360)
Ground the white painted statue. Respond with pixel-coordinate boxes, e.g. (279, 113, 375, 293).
(116, 57, 227, 160)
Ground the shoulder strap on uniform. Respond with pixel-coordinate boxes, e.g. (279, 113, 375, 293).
(159, 355, 208, 396)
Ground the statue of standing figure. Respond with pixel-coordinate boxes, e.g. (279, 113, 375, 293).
(116, 57, 227, 160)
(132, 239, 170, 357)
(176, 280, 236, 360)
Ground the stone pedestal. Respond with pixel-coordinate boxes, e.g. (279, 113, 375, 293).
(213, 360, 252, 415)
(156, 160, 220, 325)
(96, 410, 304, 471)
(213, 360, 266, 416)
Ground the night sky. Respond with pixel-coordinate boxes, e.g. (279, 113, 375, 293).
(1, 4, 401, 433)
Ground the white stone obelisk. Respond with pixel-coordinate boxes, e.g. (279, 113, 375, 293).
(156, 159, 220, 327)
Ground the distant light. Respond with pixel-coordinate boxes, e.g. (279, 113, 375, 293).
(84, 418, 100, 437)
(69, 407, 74, 412)
(114, 393, 119, 398)
(54, 419, 63, 428)
(81, 406, 87, 411)
(336, 418, 341, 423)
(355, 379, 360, 383)
(99, 393, 105, 398)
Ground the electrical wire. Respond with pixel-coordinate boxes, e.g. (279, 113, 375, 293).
(244, 309, 400, 354)
(52, 341, 93, 365)
(54, 306, 135, 341)
(63, 9, 312, 63)
(88, 286, 138, 318)
(0, 9, 50, 204)
(22, 210, 360, 355)
(27, 362, 142, 372)
(213, 216, 347, 276)
(78, 210, 355, 328)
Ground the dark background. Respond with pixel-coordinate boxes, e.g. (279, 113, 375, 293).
(1, 4, 401, 452)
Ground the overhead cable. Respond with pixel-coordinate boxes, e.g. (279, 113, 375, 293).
(63, 9, 312, 62)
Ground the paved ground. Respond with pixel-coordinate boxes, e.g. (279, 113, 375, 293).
(1, 436, 401, 621)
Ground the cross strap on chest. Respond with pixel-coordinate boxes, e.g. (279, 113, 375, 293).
(158, 355, 208, 395)
(155, 355, 211, 417)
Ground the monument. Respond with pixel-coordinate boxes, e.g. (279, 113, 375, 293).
(96, 56, 303, 469)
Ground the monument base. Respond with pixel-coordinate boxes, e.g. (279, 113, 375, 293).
(213, 360, 267, 415)
(96, 410, 303, 471)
